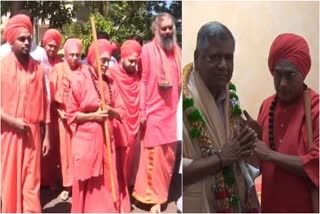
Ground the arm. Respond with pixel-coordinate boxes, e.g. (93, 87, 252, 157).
(139, 47, 149, 122)
(183, 154, 222, 186)
(0, 108, 30, 133)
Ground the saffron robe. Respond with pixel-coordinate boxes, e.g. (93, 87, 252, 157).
(133, 41, 180, 204)
(1, 52, 49, 212)
(108, 64, 141, 212)
(49, 61, 87, 187)
(258, 89, 319, 212)
(67, 68, 125, 212)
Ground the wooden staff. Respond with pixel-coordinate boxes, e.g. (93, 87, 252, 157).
(90, 16, 116, 202)
(304, 89, 319, 213)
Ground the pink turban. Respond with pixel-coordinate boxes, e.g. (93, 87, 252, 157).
(43, 29, 62, 48)
(3, 14, 33, 44)
(87, 39, 113, 66)
(120, 40, 142, 59)
(268, 33, 311, 79)
(63, 38, 82, 55)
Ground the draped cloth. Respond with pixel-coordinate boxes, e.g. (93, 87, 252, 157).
(108, 63, 141, 212)
(66, 68, 125, 212)
(1, 52, 49, 212)
(258, 89, 319, 212)
(183, 68, 260, 212)
(151, 38, 181, 87)
(133, 39, 181, 205)
(49, 62, 88, 187)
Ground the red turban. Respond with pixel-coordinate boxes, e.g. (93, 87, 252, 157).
(87, 39, 113, 66)
(43, 29, 62, 48)
(63, 38, 82, 55)
(268, 33, 311, 79)
(111, 42, 119, 52)
(120, 40, 142, 59)
(3, 14, 33, 44)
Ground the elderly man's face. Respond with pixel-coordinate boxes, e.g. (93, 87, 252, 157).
(92, 52, 111, 74)
(195, 38, 234, 95)
(12, 29, 32, 57)
(273, 60, 304, 104)
(157, 16, 175, 51)
(66, 51, 81, 70)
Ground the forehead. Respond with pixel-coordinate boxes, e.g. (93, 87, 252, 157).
(67, 50, 81, 55)
(16, 29, 32, 39)
(47, 40, 57, 46)
(203, 38, 234, 55)
(274, 60, 299, 73)
(126, 53, 139, 60)
(159, 16, 173, 28)
(100, 52, 111, 59)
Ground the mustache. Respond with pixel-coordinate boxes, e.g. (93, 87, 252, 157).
(157, 33, 177, 51)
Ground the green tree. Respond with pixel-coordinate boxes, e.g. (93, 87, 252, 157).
(1, 1, 75, 28)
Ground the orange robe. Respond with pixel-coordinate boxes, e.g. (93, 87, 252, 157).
(49, 61, 84, 187)
(133, 41, 180, 204)
(66, 69, 125, 212)
(109, 64, 141, 212)
(41, 56, 62, 187)
(258, 89, 319, 212)
(1, 52, 49, 212)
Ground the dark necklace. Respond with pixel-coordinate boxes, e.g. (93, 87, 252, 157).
(268, 95, 278, 150)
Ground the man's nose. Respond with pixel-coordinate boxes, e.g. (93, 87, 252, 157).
(217, 57, 227, 69)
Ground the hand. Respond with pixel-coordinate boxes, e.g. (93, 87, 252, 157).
(42, 138, 50, 156)
(240, 110, 262, 139)
(57, 109, 67, 120)
(220, 126, 257, 167)
(14, 118, 30, 134)
(254, 140, 273, 161)
(139, 117, 147, 138)
(92, 108, 109, 123)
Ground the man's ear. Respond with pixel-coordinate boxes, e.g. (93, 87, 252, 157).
(194, 49, 199, 69)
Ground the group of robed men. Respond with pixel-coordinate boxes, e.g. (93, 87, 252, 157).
(1, 11, 181, 213)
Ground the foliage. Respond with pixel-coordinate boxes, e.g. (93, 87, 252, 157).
(1, 1, 182, 53)
(1, 1, 75, 28)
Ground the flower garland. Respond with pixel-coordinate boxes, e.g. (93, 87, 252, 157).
(183, 63, 242, 212)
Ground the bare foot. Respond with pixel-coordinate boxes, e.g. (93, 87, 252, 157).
(150, 204, 161, 213)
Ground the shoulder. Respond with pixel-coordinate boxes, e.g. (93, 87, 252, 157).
(142, 41, 154, 52)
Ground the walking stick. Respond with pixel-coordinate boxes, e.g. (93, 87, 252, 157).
(90, 16, 116, 202)
(303, 89, 319, 213)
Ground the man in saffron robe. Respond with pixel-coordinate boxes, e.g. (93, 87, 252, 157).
(1, 14, 50, 212)
(49, 38, 84, 201)
(133, 12, 181, 213)
(40, 28, 62, 189)
(108, 39, 142, 212)
(67, 39, 125, 212)
(245, 33, 319, 212)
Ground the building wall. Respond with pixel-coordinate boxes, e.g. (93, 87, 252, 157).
(182, 1, 319, 119)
